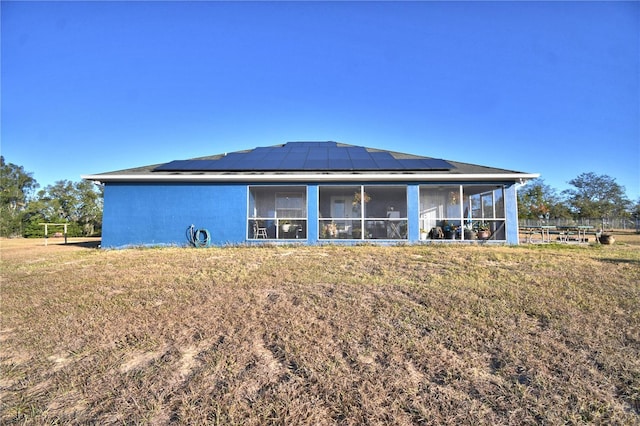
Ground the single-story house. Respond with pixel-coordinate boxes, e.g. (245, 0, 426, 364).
(82, 141, 539, 248)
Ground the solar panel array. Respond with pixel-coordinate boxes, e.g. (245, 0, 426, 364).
(154, 142, 454, 172)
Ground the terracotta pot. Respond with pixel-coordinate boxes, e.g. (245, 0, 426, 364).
(477, 230, 491, 240)
(599, 234, 615, 245)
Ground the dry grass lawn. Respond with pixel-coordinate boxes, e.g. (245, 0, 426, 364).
(1, 235, 639, 424)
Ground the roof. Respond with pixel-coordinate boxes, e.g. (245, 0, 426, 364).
(82, 141, 539, 183)
(155, 141, 454, 172)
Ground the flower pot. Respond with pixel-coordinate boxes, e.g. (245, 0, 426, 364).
(464, 230, 477, 240)
(477, 230, 491, 240)
(599, 234, 615, 245)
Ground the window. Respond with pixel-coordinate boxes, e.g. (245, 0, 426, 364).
(276, 192, 304, 218)
(419, 185, 462, 238)
(319, 185, 407, 240)
(248, 186, 307, 239)
(420, 185, 506, 241)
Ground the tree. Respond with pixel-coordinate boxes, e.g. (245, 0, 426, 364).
(0, 156, 39, 237)
(25, 180, 103, 237)
(562, 172, 631, 219)
(631, 198, 640, 231)
(518, 178, 570, 220)
(75, 180, 103, 236)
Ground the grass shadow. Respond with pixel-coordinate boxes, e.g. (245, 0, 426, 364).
(62, 240, 102, 249)
(598, 257, 640, 266)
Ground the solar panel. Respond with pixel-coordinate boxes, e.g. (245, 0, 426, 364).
(423, 158, 454, 170)
(373, 157, 403, 169)
(154, 160, 205, 171)
(287, 144, 311, 153)
(350, 158, 379, 169)
(260, 158, 283, 170)
(399, 159, 453, 170)
(154, 160, 185, 171)
(329, 159, 355, 170)
(303, 158, 329, 169)
(308, 147, 329, 158)
(231, 160, 256, 170)
(328, 147, 350, 160)
(153, 141, 455, 172)
(283, 152, 306, 161)
(346, 146, 371, 159)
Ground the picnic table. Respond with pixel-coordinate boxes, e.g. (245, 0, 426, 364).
(556, 225, 595, 243)
(522, 225, 556, 243)
(522, 225, 595, 243)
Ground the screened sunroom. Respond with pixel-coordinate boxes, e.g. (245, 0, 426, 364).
(247, 183, 508, 242)
(248, 186, 308, 239)
(318, 185, 408, 240)
(419, 184, 506, 241)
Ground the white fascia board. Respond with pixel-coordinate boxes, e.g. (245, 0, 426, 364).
(82, 172, 540, 183)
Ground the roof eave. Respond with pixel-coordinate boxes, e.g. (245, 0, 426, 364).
(82, 172, 540, 183)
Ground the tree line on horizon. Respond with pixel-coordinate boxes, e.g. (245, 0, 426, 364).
(0, 156, 102, 238)
(0, 156, 638, 238)
(518, 173, 639, 227)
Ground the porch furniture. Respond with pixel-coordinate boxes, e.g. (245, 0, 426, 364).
(253, 222, 268, 239)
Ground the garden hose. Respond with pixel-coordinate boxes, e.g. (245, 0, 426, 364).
(187, 224, 211, 248)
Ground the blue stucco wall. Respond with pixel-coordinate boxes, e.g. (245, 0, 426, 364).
(101, 181, 522, 247)
(102, 182, 247, 248)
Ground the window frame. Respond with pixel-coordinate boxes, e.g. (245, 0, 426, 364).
(318, 184, 408, 240)
(419, 184, 506, 241)
(247, 185, 308, 240)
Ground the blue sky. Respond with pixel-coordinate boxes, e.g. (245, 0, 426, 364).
(2, 1, 639, 200)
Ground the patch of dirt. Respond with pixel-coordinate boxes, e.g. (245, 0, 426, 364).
(175, 340, 213, 381)
(119, 348, 166, 374)
(47, 354, 72, 372)
(253, 337, 285, 377)
(234, 337, 288, 403)
(0, 328, 15, 343)
(405, 360, 425, 385)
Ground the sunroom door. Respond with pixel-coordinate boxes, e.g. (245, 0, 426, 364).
(331, 196, 352, 237)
